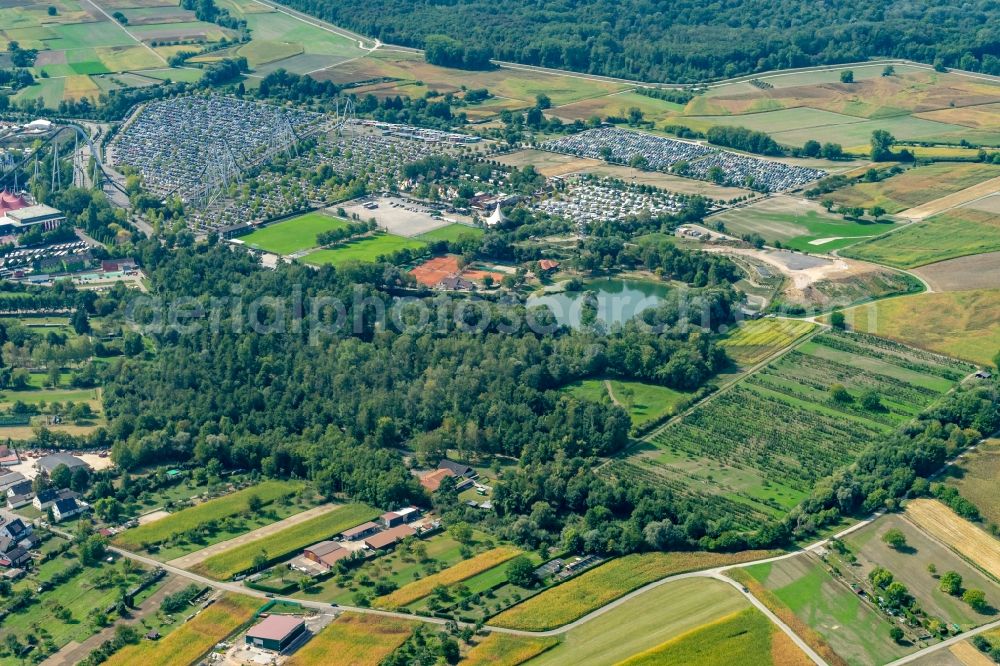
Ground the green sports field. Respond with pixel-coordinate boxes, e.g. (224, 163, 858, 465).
(241, 212, 351, 255)
(304, 234, 427, 266)
(416, 223, 484, 243)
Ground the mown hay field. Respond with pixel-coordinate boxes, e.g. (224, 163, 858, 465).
(374, 546, 523, 608)
(496, 149, 602, 178)
(462, 633, 558, 666)
(905, 499, 1000, 580)
(285, 613, 416, 666)
(491, 550, 778, 631)
(190, 503, 378, 579)
(530, 578, 750, 666)
(104, 594, 260, 666)
(833, 289, 1000, 366)
(619, 607, 811, 666)
(112, 480, 304, 550)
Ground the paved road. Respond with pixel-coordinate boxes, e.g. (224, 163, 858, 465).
(886, 618, 1000, 665)
(91, 492, 989, 666)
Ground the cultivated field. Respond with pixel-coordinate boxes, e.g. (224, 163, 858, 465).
(905, 499, 1000, 579)
(4, 0, 236, 104)
(285, 613, 416, 666)
(462, 633, 559, 666)
(0, 555, 148, 654)
(548, 90, 686, 125)
(711, 196, 898, 252)
(491, 550, 777, 631)
(111, 480, 304, 551)
(736, 553, 905, 665)
(167, 503, 339, 569)
(104, 593, 261, 666)
(619, 607, 811, 666)
(548, 66, 1000, 147)
(720, 318, 816, 366)
(303, 233, 426, 266)
(240, 211, 351, 255)
(189, 502, 378, 579)
(913, 252, 1000, 292)
(835, 289, 1000, 365)
(373, 545, 523, 608)
(317, 49, 630, 106)
(840, 514, 1000, 629)
(624, 331, 969, 527)
(901, 176, 1000, 221)
(943, 439, 1000, 528)
(843, 205, 1000, 268)
(529, 578, 752, 666)
(827, 163, 1000, 216)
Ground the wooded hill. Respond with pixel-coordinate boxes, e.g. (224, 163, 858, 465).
(276, 0, 1000, 81)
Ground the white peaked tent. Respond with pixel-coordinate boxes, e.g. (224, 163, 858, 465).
(485, 202, 507, 227)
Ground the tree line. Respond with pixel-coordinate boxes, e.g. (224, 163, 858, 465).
(272, 0, 1000, 82)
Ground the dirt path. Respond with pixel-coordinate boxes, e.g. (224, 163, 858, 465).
(42, 575, 192, 666)
(603, 380, 623, 407)
(167, 504, 339, 570)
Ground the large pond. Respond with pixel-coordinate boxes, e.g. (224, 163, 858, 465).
(526, 278, 671, 328)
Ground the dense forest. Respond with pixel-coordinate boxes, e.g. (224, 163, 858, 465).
(90, 233, 1000, 556)
(101, 237, 738, 545)
(275, 0, 1000, 81)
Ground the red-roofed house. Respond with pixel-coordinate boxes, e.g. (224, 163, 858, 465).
(419, 468, 455, 493)
(303, 540, 353, 570)
(538, 259, 560, 272)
